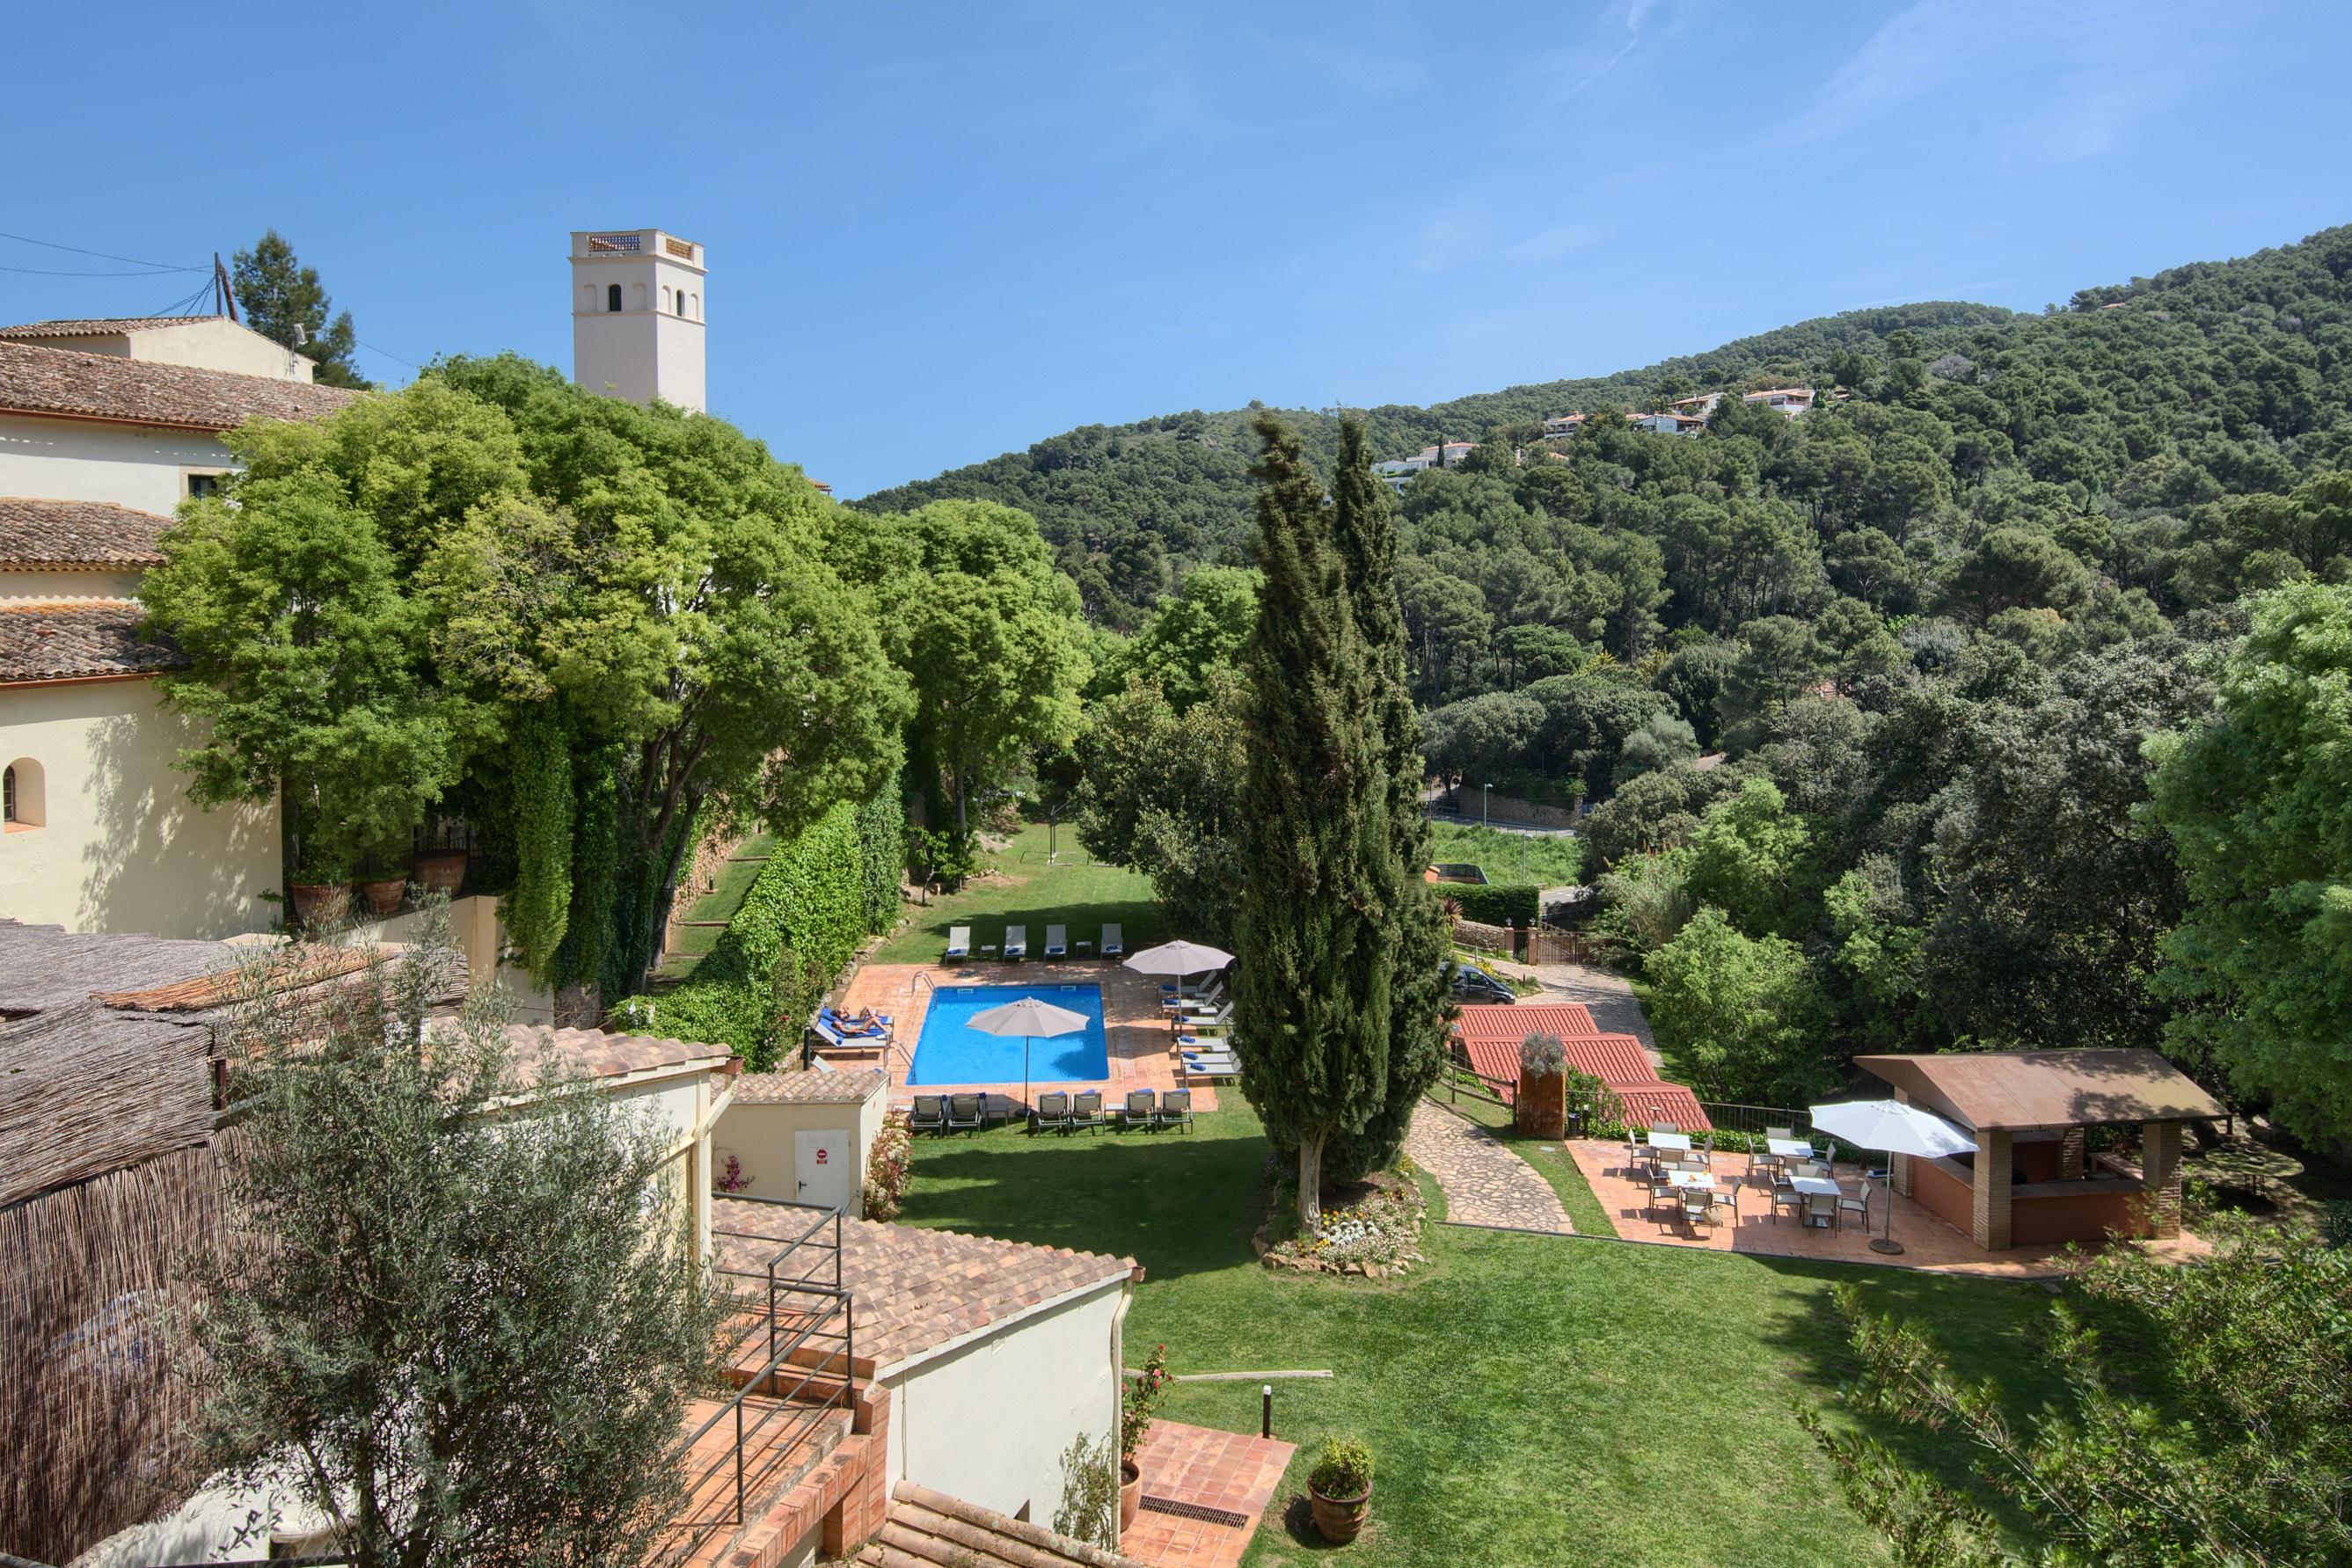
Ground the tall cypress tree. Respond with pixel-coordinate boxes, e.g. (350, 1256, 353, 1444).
(1233, 414, 1393, 1227)
(1323, 419, 1453, 1182)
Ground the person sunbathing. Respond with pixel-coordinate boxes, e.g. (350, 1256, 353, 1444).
(832, 1006, 887, 1036)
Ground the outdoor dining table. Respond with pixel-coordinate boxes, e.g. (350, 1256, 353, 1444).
(1662, 1169, 1716, 1191)
(1647, 1131, 1693, 1153)
(1766, 1136, 1814, 1161)
(1789, 1175, 1842, 1227)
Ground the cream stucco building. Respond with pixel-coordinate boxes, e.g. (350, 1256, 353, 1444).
(0, 324, 358, 937)
(571, 228, 707, 413)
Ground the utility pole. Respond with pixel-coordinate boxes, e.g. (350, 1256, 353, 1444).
(213, 253, 237, 320)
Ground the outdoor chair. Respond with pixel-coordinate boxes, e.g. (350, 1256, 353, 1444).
(1764, 1125, 1794, 1143)
(1837, 1184, 1870, 1232)
(945, 925, 972, 962)
(1804, 1192, 1837, 1230)
(1649, 1121, 1679, 1138)
(1155, 1089, 1194, 1134)
(1044, 924, 1068, 959)
(1070, 1090, 1106, 1133)
(1623, 1141, 1647, 1178)
(984, 1093, 1019, 1126)
(1711, 1185, 1738, 1223)
(1681, 1190, 1713, 1232)
(1032, 1090, 1072, 1134)
(1099, 923, 1123, 958)
(1769, 1186, 1803, 1226)
(946, 1093, 983, 1135)
(909, 1095, 946, 1135)
(1118, 1089, 1158, 1132)
(1002, 925, 1027, 961)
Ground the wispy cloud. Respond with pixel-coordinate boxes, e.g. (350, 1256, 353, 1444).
(1566, 0, 1657, 98)
(1776, 0, 1970, 148)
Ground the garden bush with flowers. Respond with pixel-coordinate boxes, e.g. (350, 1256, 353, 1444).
(861, 1112, 914, 1221)
(1257, 1161, 1428, 1278)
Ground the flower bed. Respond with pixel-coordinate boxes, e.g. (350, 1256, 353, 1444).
(1257, 1166, 1428, 1279)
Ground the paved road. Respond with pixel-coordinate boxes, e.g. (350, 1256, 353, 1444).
(1404, 1100, 1574, 1234)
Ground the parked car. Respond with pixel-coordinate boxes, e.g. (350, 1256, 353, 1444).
(1448, 966, 1516, 1005)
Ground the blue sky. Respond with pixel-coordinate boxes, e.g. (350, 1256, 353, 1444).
(8, 2, 2348, 497)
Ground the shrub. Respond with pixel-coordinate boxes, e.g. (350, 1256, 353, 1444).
(861, 1112, 913, 1221)
(1311, 1437, 1374, 1499)
(614, 785, 901, 1064)
(1449, 882, 1539, 927)
(1051, 1431, 1119, 1549)
(1521, 1032, 1567, 1077)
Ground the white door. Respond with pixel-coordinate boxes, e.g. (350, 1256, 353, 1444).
(795, 1128, 852, 1212)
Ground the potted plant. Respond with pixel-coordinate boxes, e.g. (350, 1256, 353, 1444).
(1118, 1344, 1169, 1536)
(1308, 1436, 1374, 1543)
(411, 829, 467, 896)
(354, 832, 411, 921)
(287, 833, 354, 931)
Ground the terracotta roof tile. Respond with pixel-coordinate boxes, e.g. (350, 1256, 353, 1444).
(1457, 1002, 1600, 1042)
(0, 316, 220, 338)
(712, 1200, 1135, 1373)
(505, 1025, 734, 1081)
(733, 1068, 887, 1105)
(0, 601, 179, 682)
(1453, 1002, 1713, 1130)
(859, 1482, 1145, 1567)
(0, 496, 173, 566)
(1855, 1048, 2227, 1131)
(92, 944, 382, 1012)
(0, 338, 359, 430)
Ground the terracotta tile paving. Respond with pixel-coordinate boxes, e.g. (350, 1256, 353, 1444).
(837, 960, 1222, 1112)
(1121, 1421, 1295, 1568)
(1564, 1139, 2208, 1278)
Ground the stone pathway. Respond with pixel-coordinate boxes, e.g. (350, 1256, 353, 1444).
(1404, 1100, 1574, 1234)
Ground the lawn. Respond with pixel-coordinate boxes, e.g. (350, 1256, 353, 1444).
(901, 1099, 2066, 1567)
(657, 834, 775, 981)
(1427, 820, 1582, 887)
(872, 820, 1168, 966)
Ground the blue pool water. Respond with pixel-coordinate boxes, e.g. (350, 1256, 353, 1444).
(907, 983, 1111, 1085)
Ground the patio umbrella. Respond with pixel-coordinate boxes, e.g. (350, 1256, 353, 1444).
(968, 995, 1090, 1118)
(1122, 939, 1235, 988)
(1808, 1098, 1976, 1256)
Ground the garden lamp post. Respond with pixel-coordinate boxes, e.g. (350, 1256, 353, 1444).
(1482, 783, 1491, 832)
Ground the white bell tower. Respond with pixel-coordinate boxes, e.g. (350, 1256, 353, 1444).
(569, 228, 706, 413)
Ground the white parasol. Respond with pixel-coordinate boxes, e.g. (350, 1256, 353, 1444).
(1806, 1098, 1975, 1255)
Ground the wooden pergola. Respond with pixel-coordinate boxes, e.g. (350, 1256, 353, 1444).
(1854, 1048, 2225, 1251)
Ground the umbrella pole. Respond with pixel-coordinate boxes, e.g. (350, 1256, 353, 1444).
(1023, 1035, 1033, 1131)
(1871, 1148, 1904, 1255)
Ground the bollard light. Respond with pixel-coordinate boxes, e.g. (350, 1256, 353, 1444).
(1261, 1383, 1275, 1439)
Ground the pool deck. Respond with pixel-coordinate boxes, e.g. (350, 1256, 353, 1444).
(836, 959, 1223, 1112)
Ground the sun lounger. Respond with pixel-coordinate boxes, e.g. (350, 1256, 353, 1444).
(1180, 1003, 1233, 1032)
(1117, 1089, 1157, 1132)
(1032, 1090, 1072, 1134)
(946, 1093, 984, 1134)
(1181, 1053, 1239, 1083)
(1154, 1088, 1194, 1134)
(945, 925, 971, 962)
(1044, 924, 1067, 959)
(1003, 925, 1027, 962)
(1099, 924, 1122, 958)
(820, 1006, 891, 1039)
(1070, 1089, 1106, 1133)
(807, 1018, 887, 1058)
(985, 1093, 1019, 1126)
(909, 1095, 946, 1135)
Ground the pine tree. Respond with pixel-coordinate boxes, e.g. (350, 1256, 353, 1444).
(1232, 413, 1393, 1228)
(1323, 418, 1452, 1183)
(230, 229, 371, 389)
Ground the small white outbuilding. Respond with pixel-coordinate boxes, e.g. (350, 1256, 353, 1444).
(716, 1068, 891, 1215)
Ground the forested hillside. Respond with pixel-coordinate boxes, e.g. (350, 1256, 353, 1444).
(858, 303, 2014, 625)
(1018, 223, 2352, 1145)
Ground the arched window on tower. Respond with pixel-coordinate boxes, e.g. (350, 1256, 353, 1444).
(606, 283, 622, 312)
(688, 293, 700, 318)
(581, 284, 597, 313)
(660, 286, 672, 313)
(630, 282, 646, 310)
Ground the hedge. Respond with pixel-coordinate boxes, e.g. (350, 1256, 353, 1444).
(1446, 882, 1539, 928)
(618, 788, 900, 1066)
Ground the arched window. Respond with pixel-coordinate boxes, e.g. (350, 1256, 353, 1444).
(3, 758, 42, 828)
(688, 293, 700, 319)
(660, 286, 672, 313)
(581, 284, 597, 313)
(606, 283, 622, 312)
(630, 282, 646, 310)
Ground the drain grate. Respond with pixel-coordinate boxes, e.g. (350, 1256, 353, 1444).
(1139, 1495, 1253, 1528)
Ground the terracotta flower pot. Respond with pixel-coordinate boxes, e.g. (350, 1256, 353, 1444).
(410, 850, 468, 896)
(360, 877, 408, 917)
(1309, 1483, 1370, 1544)
(1119, 1460, 1142, 1534)
(288, 882, 352, 930)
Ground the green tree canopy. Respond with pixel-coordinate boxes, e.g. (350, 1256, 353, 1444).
(2148, 581, 2352, 1145)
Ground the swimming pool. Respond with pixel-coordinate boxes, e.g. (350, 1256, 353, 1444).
(905, 983, 1112, 1086)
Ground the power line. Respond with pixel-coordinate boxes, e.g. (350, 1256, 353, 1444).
(0, 262, 196, 276)
(355, 338, 420, 370)
(0, 229, 204, 272)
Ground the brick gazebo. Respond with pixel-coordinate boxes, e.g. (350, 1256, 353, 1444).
(1854, 1049, 2224, 1251)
